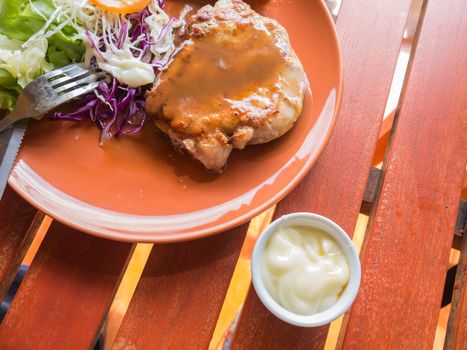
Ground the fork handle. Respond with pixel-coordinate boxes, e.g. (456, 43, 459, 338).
(0, 96, 45, 133)
(0, 109, 29, 133)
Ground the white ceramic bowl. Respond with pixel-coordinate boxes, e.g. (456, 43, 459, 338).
(251, 212, 361, 327)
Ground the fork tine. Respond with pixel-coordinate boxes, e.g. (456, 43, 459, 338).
(58, 65, 92, 80)
(55, 82, 102, 104)
(7, 64, 110, 121)
(40, 64, 79, 80)
(53, 73, 107, 95)
(49, 71, 91, 88)
(41, 64, 94, 81)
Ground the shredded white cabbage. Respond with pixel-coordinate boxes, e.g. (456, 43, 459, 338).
(21, 7, 72, 49)
(0, 35, 52, 87)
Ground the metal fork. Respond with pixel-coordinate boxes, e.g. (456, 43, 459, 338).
(0, 63, 110, 132)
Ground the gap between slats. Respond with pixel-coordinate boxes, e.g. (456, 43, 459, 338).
(0, 186, 50, 320)
(444, 224, 467, 350)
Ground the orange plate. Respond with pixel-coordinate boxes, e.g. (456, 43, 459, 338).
(8, 0, 342, 242)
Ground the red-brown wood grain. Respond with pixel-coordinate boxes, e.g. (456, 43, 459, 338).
(112, 224, 248, 350)
(230, 0, 413, 348)
(0, 186, 42, 300)
(341, 0, 467, 348)
(0, 222, 133, 350)
(445, 230, 467, 350)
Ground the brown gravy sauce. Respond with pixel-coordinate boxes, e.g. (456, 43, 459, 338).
(153, 20, 286, 135)
(171, 27, 283, 99)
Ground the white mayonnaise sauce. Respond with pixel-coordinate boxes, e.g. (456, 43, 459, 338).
(98, 49, 155, 88)
(261, 225, 350, 315)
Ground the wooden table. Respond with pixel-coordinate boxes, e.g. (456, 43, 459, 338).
(0, 0, 466, 348)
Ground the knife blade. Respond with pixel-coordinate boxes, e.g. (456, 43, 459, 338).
(0, 119, 28, 199)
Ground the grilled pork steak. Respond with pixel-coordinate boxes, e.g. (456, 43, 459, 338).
(146, 0, 307, 172)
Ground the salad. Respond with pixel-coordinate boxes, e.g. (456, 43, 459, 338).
(0, 0, 191, 143)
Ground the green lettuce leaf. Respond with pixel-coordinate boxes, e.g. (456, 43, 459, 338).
(0, 0, 46, 41)
(0, 0, 84, 109)
(0, 68, 18, 90)
(0, 0, 84, 61)
(47, 31, 85, 63)
(47, 47, 70, 67)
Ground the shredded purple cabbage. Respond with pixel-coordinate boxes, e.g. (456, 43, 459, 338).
(49, 78, 147, 144)
(46, 0, 180, 144)
(84, 31, 107, 62)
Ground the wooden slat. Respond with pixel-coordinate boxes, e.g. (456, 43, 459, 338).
(0, 186, 42, 300)
(113, 224, 248, 349)
(230, 0, 413, 348)
(0, 222, 133, 349)
(445, 221, 467, 350)
(341, 0, 467, 347)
